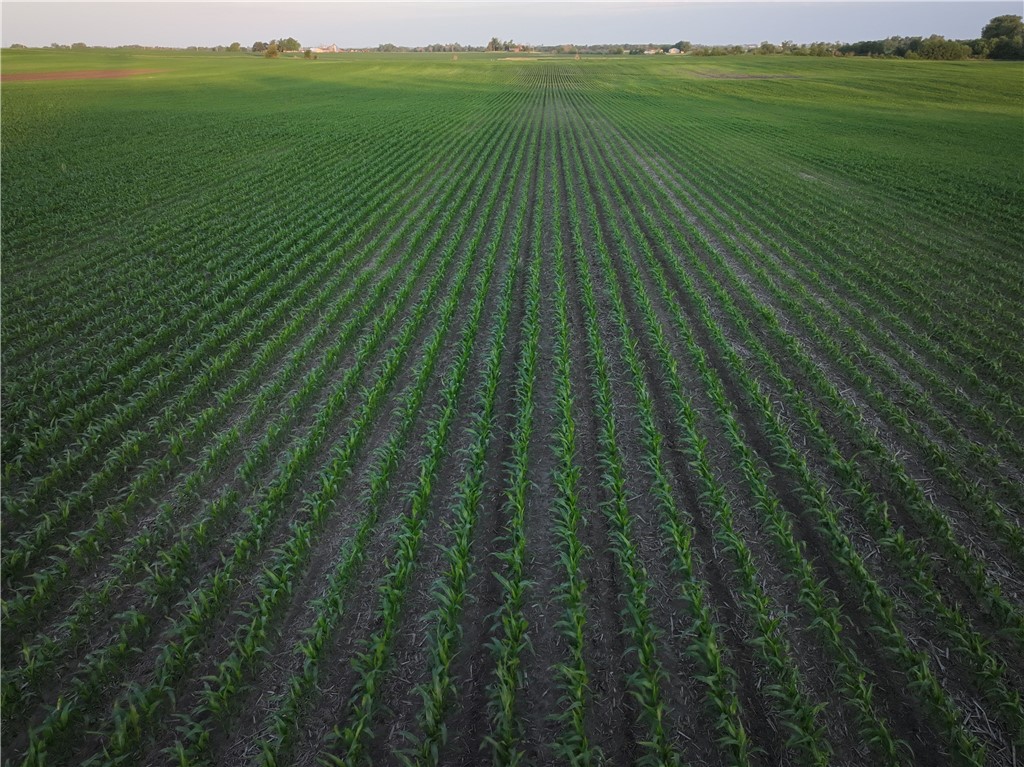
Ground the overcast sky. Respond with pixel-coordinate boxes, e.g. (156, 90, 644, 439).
(2, 1, 1017, 48)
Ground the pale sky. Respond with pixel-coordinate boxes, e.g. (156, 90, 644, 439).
(2, 1, 1018, 48)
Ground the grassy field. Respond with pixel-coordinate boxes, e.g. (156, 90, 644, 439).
(2, 49, 1023, 766)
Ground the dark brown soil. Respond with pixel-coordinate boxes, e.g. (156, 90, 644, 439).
(1, 69, 165, 81)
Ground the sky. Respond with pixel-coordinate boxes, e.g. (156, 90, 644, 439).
(2, 1, 1018, 48)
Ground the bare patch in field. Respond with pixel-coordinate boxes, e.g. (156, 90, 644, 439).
(1, 69, 165, 82)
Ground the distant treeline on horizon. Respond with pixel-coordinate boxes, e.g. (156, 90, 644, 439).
(8, 14, 1022, 61)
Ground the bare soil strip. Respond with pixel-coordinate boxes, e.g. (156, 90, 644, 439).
(1, 69, 165, 81)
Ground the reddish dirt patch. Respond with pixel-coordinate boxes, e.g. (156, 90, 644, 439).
(1, 69, 164, 82)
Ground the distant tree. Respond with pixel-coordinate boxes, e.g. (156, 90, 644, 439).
(278, 36, 301, 51)
(990, 36, 1024, 59)
(882, 35, 924, 56)
(486, 36, 501, 52)
(757, 41, 778, 54)
(265, 42, 279, 58)
(693, 45, 734, 56)
(982, 15, 1024, 40)
(9, 43, 27, 49)
(253, 40, 268, 52)
(919, 35, 970, 60)
(982, 15, 1024, 59)
(304, 48, 313, 59)
(962, 38, 991, 57)
(229, 41, 241, 52)
(378, 42, 397, 52)
(839, 39, 886, 56)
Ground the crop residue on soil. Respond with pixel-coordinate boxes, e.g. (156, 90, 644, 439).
(1, 69, 165, 82)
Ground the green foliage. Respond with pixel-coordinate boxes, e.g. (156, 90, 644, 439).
(839, 15, 1023, 58)
(918, 36, 971, 60)
(989, 32, 1024, 59)
(982, 14, 1024, 40)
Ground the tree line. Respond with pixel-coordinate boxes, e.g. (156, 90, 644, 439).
(835, 15, 1023, 60)
(11, 15, 1021, 60)
(250, 38, 301, 57)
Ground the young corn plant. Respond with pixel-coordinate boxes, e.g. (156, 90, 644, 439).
(633, 161, 984, 764)
(559, 128, 678, 767)
(321, 116, 536, 767)
(484, 239, 542, 767)
(563, 123, 756, 766)
(255, 118, 530, 762)
(104, 206, 471, 763)
(546, 164, 601, 767)
(626, 132, 1024, 652)
(19, 101, 524, 767)
(569, 108, 885, 765)
(399, 131, 533, 767)
(179, 192, 500, 760)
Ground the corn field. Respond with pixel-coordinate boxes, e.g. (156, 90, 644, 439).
(2, 52, 1023, 766)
